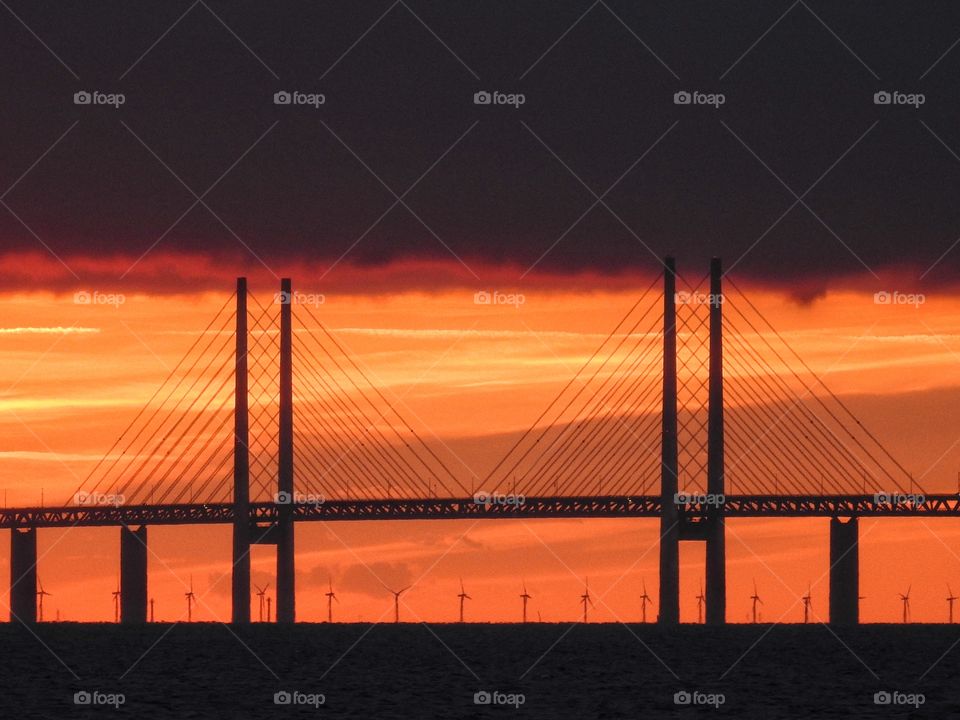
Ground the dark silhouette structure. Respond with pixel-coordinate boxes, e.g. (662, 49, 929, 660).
(2, 260, 945, 626)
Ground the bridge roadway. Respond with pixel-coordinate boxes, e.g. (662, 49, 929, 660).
(0, 494, 957, 528)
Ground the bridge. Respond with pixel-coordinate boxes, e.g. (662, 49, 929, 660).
(4, 258, 944, 626)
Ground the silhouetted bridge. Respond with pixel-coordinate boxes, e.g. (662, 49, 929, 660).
(2, 495, 958, 529)
(4, 258, 948, 627)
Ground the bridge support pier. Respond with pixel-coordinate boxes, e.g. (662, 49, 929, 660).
(829, 517, 859, 625)
(120, 525, 148, 623)
(10, 528, 37, 624)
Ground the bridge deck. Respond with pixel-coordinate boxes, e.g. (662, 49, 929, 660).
(0, 495, 955, 528)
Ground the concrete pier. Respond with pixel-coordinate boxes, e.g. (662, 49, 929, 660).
(120, 525, 148, 623)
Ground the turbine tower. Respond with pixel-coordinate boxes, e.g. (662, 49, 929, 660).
(36, 576, 51, 623)
(802, 583, 812, 624)
(948, 584, 957, 624)
(750, 580, 763, 624)
(388, 586, 410, 624)
(898, 586, 911, 623)
(149, 598, 155, 623)
(112, 578, 121, 623)
(640, 579, 652, 623)
(326, 579, 338, 623)
(696, 583, 705, 624)
(255, 583, 269, 622)
(580, 579, 595, 623)
(185, 575, 196, 622)
(520, 582, 532, 624)
(457, 579, 471, 623)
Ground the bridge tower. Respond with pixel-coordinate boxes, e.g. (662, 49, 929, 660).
(276, 277, 296, 623)
(231, 277, 251, 623)
(658, 257, 680, 624)
(659, 257, 727, 625)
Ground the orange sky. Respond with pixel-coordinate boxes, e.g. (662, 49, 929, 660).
(2, 278, 960, 623)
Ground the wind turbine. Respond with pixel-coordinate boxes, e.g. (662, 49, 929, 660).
(36, 576, 51, 622)
(696, 583, 705, 624)
(640, 579, 652, 623)
(112, 578, 122, 623)
(948, 584, 958, 624)
(899, 586, 911, 623)
(185, 575, 196, 622)
(325, 579, 338, 623)
(580, 579, 595, 623)
(520, 582, 532, 623)
(457, 578, 471, 623)
(750, 580, 763, 623)
(149, 598, 155, 623)
(254, 583, 269, 622)
(802, 582, 813, 624)
(266, 596, 272, 622)
(387, 586, 411, 623)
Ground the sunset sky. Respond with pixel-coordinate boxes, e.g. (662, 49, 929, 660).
(3, 1, 960, 627)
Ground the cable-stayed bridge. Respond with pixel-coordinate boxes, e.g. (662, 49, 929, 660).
(4, 259, 953, 625)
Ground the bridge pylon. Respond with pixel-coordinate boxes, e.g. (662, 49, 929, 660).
(658, 257, 680, 624)
(659, 257, 727, 625)
(276, 277, 296, 623)
(231, 277, 251, 623)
